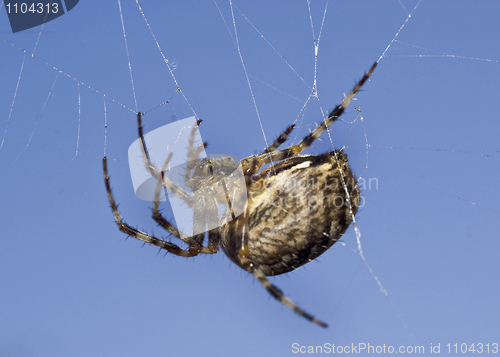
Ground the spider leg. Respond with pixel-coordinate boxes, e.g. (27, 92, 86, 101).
(292, 62, 377, 155)
(234, 209, 326, 327)
(261, 124, 295, 154)
(137, 112, 204, 251)
(151, 154, 217, 255)
(139, 114, 220, 253)
(184, 118, 208, 186)
(184, 142, 207, 185)
(187, 118, 202, 161)
(183, 119, 218, 249)
(103, 157, 219, 256)
(241, 62, 377, 173)
(238, 254, 328, 328)
(239, 124, 295, 179)
(137, 112, 195, 208)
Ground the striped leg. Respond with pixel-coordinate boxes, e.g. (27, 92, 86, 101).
(137, 112, 195, 208)
(103, 157, 219, 256)
(152, 154, 217, 255)
(262, 124, 295, 154)
(238, 254, 328, 328)
(137, 112, 219, 254)
(184, 118, 208, 185)
(241, 62, 377, 174)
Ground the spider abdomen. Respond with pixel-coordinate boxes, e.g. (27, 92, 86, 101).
(221, 150, 360, 276)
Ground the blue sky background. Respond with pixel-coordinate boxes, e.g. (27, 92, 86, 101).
(1, 1, 499, 356)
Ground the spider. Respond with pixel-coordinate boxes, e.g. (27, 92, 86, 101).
(103, 62, 377, 328)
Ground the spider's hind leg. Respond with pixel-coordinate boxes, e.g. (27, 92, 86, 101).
(238, 254, 328, 328)
(241, 62, 377, 174)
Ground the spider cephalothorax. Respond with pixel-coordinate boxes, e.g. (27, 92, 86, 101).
(103, 62, 376, 327)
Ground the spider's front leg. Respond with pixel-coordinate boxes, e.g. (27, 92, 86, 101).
(103, 157, 208, 257)
(136, 112, 217, 254)
(137, 112, 195, 208)
(103, 113, 220, 256)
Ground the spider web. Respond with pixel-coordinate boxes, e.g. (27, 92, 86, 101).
(1, 1, 499, 356)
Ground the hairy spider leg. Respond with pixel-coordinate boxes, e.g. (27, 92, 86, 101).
(137, 113, 195, 208)
(262, 124, 295, 154)
(184, 142, 207, 184)
(241, 62, 377, 174)
(140, 113, 227, 254)
(184, 119, 208, 185)
(103, 156, 216, 257)
(238, 254, 328, 328)
(103, 114, 220, 256)
(151, 152, 182, 238)
(152, 153, 218, 255)
(181, 119, 225, 251)
(137, 112, 212, 253)
(187, 118, 202, 160)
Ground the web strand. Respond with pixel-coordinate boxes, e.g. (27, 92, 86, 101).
(378, 0, 422, 63)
